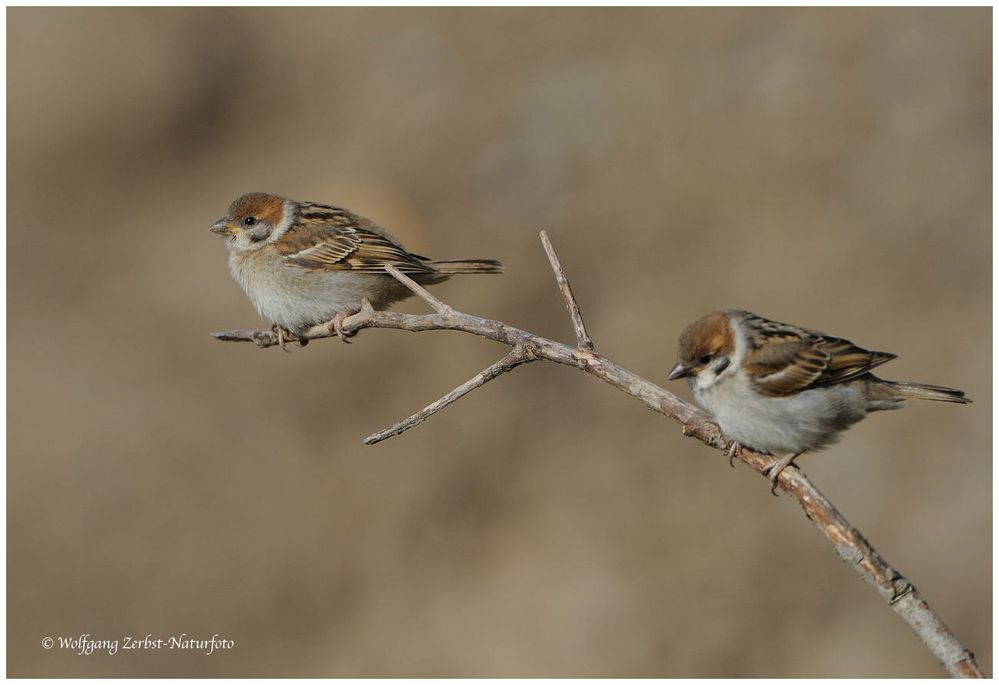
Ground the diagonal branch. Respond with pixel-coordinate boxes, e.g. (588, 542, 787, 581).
(363, 345, 534, 445)
(540, 230, 594, 351)
(385, 264, 454, 317)
(211, 234, 982, 678)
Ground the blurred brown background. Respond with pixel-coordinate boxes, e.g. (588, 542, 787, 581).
(7, 7, 990, 677)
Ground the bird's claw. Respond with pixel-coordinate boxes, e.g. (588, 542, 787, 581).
(271, 325, 305, 352)
(726, 441, 741, 468)
(763, 453, 801, 496)
(330, 311, 358, 343)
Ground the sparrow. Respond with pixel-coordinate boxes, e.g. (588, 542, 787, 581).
(210, 193, 503, 344)
(666, 310, 971, 492)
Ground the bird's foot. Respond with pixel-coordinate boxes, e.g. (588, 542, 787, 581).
(726, 441, 742, 468)
(764, 453, 801, 496)
(330, 311, 358, 343)
(271, 325, 306, 352)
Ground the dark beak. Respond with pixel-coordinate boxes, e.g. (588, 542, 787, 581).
(666, 361, 693, 381)
(209, 218, 234, 235)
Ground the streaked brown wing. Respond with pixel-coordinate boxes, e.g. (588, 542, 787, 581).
(815, 337, 896, 384)
(742, 314, 896, 397)
(276, 203, 436, 274)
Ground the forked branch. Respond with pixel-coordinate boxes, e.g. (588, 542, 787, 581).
(212, 232, 982, 678)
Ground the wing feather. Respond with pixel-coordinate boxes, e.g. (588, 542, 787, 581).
(740, 313, 896, 397)
(276, 202, 437, 274)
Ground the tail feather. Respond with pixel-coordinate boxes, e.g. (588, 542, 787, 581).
(887, 381, 972, 404)
(429, 258, 504, 274)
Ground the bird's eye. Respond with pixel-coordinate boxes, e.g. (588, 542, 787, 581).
(243, 216, 257, 226)
(699, 354, 713, 365)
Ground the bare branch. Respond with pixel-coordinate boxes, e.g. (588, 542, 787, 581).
(364, 345, 533, 445)
(540, 230, 595, 351)
(385, 264, 454, 317)
(211, 328, 293, 347)
(211, 233, 982, 678)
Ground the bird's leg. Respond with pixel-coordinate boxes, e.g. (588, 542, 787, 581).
(726, 441, 742, 468)
(765, 453, 801, 495)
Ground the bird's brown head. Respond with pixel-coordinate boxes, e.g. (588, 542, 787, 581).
(668, 311, 736, 381)
(209, 193, 294, 250)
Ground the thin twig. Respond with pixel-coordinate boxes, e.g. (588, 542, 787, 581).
(385, 264, 454, 317)
(364, 346, 533, 445)
(211, 235, 982, 678)
(540, 230, 594, 351)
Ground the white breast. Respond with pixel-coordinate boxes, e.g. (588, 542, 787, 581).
(228, 249, 377, 333)
(693, 372, 869, 455)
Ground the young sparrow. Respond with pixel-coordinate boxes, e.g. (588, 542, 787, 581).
(210, 193, 503, 343)
(666, 310, 970, 492)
